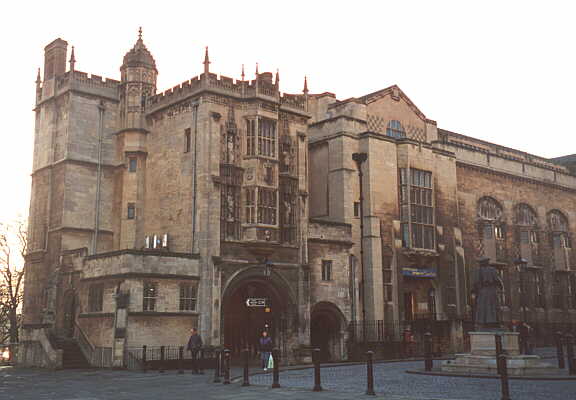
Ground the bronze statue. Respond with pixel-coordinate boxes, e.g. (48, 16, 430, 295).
(472, 257, 504, 330)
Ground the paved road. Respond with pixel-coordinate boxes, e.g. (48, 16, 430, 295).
(1, 360, 575, 400)
(251, 360, 576, 400)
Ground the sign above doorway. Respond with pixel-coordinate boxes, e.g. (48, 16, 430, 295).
(245, 298, 267, 307)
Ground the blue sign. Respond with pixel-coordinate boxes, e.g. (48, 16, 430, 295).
(402, 267, 437, 278)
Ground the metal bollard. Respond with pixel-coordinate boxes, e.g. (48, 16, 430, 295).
(566, 334, 575, 376)
(220, 349, 226, 376)
(159, 346, 165, 373)
(142, 345, 147, 373)
(198, 348, 205, 374)
(495, 334, 504, 375)
(242, 348, 250, 387)
(178, 346, 184, 374)
(213, 349, 221, 383)
(365, 350, 375, 396)
(555, 332, 565, 369)
(498, 353, 511, 400)
(223, 348, 231, 384)
(272, 348, 281, 388)
(312, 348, 322, 392)
(424, 332, 433, 372)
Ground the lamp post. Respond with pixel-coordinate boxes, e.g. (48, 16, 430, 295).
(514, 257, 528, 323)
(352, 152, 368, 343)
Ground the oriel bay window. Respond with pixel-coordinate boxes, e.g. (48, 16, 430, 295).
(258, 188, 277, 225)
(246, 117, 277, 158)
(399, 168, 435, 250)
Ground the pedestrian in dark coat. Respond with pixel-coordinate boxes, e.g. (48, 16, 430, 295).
(259, 331, 273, 371)
(187, 328, 203, 374)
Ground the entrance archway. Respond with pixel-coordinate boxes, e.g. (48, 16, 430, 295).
(62, 291, 78, 338)
(222, 274, 291, 360)
(310, 302, 346, 362)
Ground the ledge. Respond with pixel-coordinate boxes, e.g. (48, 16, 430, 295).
(81, 272, 200, 282)
(128, 312, 199, 317)
(78, 313, 114, 318)
(85, 249, 200, 261)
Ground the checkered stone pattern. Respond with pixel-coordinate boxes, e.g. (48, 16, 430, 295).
(406, 124, 427, 142)
(367, 114, 386, 134)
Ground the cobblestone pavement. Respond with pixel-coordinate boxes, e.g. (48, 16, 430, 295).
(251, 360, 576, 400)
(1, 359, 575, 400)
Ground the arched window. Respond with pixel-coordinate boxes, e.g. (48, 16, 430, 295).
(547, 210, 571, 271)
(478, 197, 503, 221)
(477, 197, 505, 262)
(516, 204, 537, 226)
(386, 120, 406, 139)
(515, 204, 540, 265)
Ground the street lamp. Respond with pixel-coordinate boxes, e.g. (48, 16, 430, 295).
(352, 152, 368, 343)
(514, 257, 528, 323)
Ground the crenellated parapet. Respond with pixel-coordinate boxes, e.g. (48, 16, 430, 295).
(147, 72, 307, 115)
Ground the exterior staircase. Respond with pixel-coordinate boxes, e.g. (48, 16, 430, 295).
(51, 337, 91, 369)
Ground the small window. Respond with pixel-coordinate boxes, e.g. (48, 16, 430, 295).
(143, 282, 157, 311)
(127, 203, 136, 220)
(184, 128, 191, 153)
(179, 283, 197, 311)
(354, 202, 360, 217)
(88, 283, 104, 312)
(386, 120, 406, 139)
(128, 157, 137, 172)
(321, 260, 332, 281)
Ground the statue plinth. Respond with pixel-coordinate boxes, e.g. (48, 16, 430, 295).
(441, 331, 556, 376)
(469, 331, 520, 356)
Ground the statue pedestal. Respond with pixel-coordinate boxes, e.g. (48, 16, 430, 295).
(470, 331, 520, 356)
(441, 331, 556, 376)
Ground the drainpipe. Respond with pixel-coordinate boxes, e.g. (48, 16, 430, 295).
(191, 104, 199, 253)
(91, 101, 105, 255)
(352, 152, 368, 343)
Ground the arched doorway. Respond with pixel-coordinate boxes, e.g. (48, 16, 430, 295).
(62, 291, 78, 338)
(222, 274, 291, 360)
(310, 302, 346, 362)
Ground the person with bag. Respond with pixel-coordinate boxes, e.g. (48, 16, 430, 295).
(187, 327, 203, 374)
(259, 330, 273, 371)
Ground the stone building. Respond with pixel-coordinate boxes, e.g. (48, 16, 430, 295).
(19, 33, 576, 368)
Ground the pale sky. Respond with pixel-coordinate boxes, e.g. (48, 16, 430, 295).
(1, 0, 575, 224)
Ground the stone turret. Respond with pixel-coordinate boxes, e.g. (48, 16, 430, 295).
(116, 28, 155, 250)
(119, 27, 157, 130)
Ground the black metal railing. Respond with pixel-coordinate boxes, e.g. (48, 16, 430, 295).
(125, 345, 219, 371)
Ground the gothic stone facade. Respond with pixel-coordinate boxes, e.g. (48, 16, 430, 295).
(20, 35, 576, 368)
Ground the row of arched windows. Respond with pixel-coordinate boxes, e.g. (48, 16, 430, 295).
(477, 196, 570, 234)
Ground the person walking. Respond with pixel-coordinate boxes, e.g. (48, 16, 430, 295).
(259, 331, 273, 371)
(187, 327, 203, 374)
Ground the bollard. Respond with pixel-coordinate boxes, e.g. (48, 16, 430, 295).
(213, 349, 221, 383)
(424, 332, 433, 372)
(142, 345, 148, 373)
(223, 348, 231, 384)
(498, 353, 511, 400)
(220, 349, 226, 377)
(566, 334, 575, 376)
(495, 334, 503, 375)
(365, 350, 375, 396)
(178, 346, 184, 374)
(159, 346, 165, 373)
(242, 348, 250, 387)
(555, 332, 565, 369)
(272, 348, 281, 388)
(312, 348, 322, 392)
